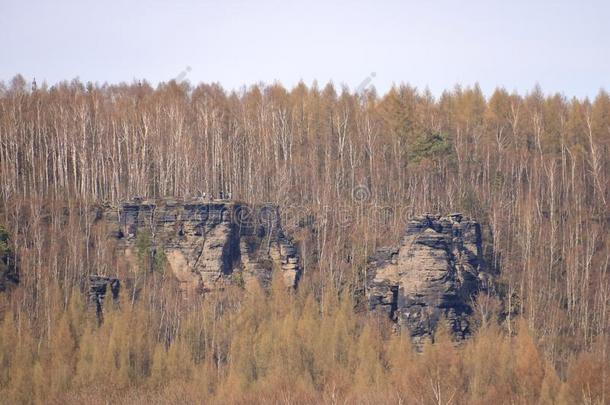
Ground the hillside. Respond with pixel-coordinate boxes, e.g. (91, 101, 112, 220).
(0, 78, 608, 403)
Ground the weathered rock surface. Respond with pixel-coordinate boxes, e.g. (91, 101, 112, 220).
(367, 213, 489, 341)
(97, 198, 300, 293)
(89, 275, 120, 316)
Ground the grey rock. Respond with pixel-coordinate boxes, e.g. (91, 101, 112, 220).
(0, 227, 18, 292)
(367, 214, 488, 342)
(99, 198, 300, 293)
(89, 275, 120, 318)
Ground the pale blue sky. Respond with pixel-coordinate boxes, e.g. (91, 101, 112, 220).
(1, 0, 608, 98)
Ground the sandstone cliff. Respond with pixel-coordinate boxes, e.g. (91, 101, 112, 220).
(367, 213, 491, 342)
(97, 198, 300, 293)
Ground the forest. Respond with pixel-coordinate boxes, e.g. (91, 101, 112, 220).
(0, 75, 608, 404)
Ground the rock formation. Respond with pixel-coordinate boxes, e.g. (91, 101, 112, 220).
(97, 198, 300, 293)
(367, 213, 490, 342)
(89, 275, 120, 316)
(0, 226, 18, 292)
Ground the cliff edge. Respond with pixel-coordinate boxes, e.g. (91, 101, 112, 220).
(97, 198, 300, 293)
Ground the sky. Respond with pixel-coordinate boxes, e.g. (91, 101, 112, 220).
(1, 0, 609, 98)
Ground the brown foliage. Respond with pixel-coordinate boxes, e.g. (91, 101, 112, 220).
(0, 276, 605, 404)
(0, 77, 608, 403)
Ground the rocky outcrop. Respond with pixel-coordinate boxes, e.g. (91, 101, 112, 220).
(0, 226, 18, 292)
(89, 275, 120, 316)
(367, 213, 490, 342)
(97, 198, 300, 293)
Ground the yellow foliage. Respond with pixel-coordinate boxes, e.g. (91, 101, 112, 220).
(0, 276, 607, 404)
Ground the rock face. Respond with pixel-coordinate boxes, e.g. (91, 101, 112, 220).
(367, 213, 488, 341)
(98, 198, 300, 293)
(89, 275, 120, 316)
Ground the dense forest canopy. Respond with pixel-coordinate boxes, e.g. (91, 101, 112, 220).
(0, 75, 608, 403)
